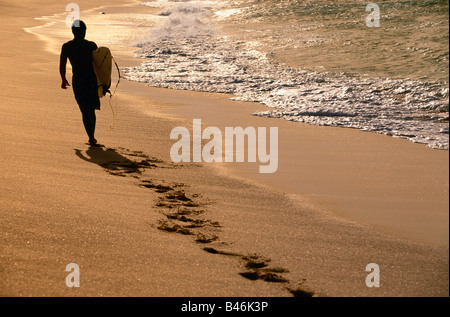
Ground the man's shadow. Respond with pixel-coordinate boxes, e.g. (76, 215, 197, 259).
(74, 146, 146, 176)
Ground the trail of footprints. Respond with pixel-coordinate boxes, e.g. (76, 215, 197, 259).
(100, 147, 315, 297)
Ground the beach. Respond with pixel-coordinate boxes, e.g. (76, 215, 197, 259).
(1, 0, 448, 297)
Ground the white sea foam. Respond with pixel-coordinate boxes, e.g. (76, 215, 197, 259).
(123, 0, 449, 150)
(215, 8, 243, 19)
(138, 0, 218, 45)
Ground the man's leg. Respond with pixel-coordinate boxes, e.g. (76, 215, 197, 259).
(73, 82, 100, 145)
(81, 107, 96, 144)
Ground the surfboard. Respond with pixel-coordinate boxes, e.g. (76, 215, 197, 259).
(92, 47, 112, 98)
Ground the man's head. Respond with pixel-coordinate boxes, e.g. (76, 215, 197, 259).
(72, 20, 86, 39)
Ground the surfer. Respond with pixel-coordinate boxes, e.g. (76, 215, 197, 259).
(60, 20, 100, 146)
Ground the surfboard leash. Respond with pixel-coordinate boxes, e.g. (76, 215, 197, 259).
(108, 56, 121, 130)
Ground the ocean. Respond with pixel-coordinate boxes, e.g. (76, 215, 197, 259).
(28, 0, 450, 149)
(121, 0, 449, 150)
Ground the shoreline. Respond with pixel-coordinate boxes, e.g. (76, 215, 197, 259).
(94, 1, 449, 247)
(1, 0, 448, 297)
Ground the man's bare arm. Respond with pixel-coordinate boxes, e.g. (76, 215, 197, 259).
(59, 49, 70, 89)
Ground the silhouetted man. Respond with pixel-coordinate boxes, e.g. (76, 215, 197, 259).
(60, 20, 100, 146)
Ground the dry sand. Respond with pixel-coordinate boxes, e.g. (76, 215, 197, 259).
(1, 0, 448, 297)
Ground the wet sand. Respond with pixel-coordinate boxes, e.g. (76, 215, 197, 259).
(1, 0, 448, 297)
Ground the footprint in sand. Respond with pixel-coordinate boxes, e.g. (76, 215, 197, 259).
(76, 146, 315, 297)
